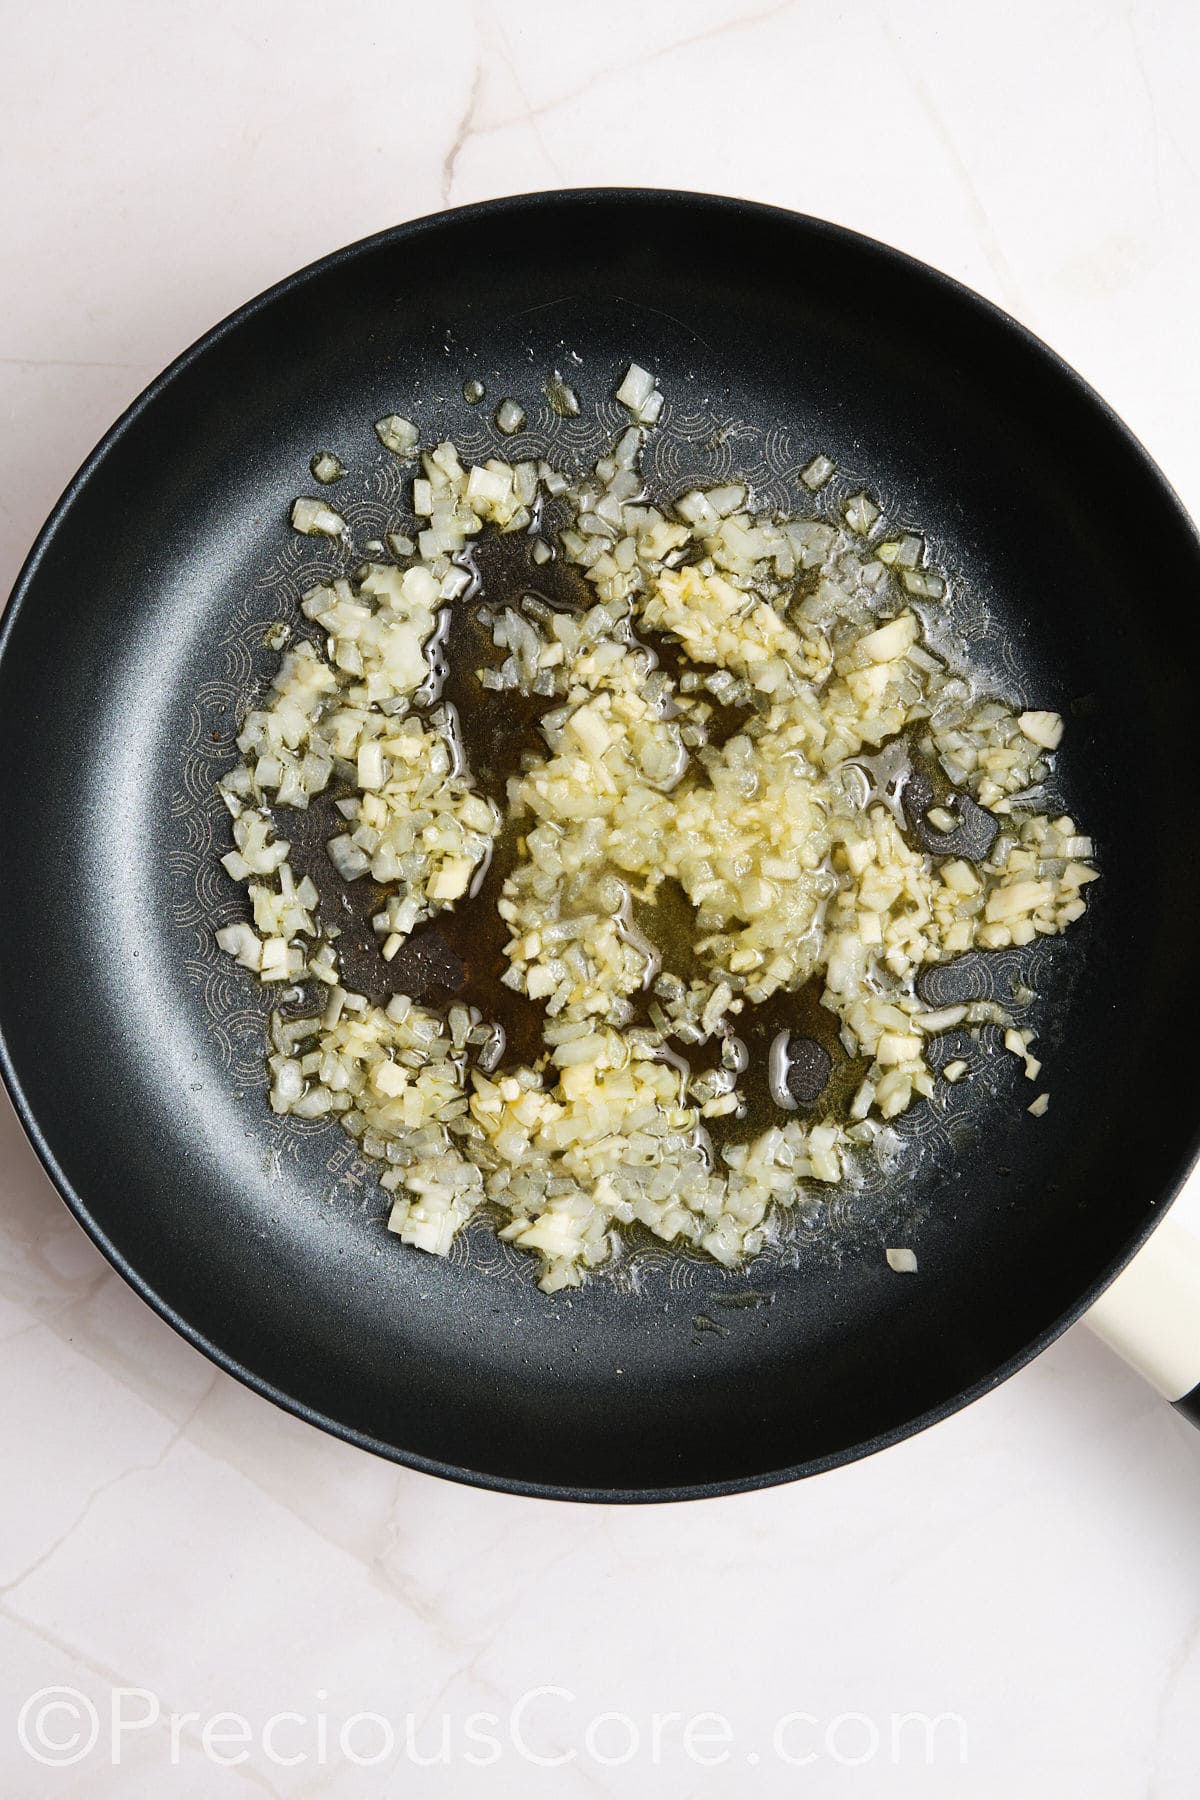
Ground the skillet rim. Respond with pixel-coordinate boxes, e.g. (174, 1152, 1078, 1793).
(2, 185, 1197, 1503)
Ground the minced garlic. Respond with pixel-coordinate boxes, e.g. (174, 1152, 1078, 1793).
(215, 363, 1098, 1291)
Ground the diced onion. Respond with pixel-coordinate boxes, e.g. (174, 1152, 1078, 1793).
(495, 398, 526, 435)
(290, 497, 346, 538)
(844, 492, 880, 535)
(1017, 709, 1064, 751)
(375, 414, 419, 457)
(615, 363, 663, 425)
(310, 451, 345, 484)
(217, 356, 1098, 1295)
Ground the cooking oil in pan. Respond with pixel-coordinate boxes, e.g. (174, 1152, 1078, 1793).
(278, 533, 989, 1152)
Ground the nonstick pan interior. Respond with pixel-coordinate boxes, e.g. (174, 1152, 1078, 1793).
(2, 191, 1199, 1500)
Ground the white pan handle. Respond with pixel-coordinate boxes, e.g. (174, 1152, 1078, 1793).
(1085, 1169, 1200, 1427)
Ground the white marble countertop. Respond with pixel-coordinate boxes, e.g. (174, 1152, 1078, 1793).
(3, 2, 1200, 1793)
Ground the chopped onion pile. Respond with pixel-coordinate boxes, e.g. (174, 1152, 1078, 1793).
(214, 360, 1098, 1292)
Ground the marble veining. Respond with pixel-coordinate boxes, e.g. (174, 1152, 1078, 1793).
(3, 0, 1200, 1792)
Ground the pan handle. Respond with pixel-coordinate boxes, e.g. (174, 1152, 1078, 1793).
(1085, 1174, 1200, 1427)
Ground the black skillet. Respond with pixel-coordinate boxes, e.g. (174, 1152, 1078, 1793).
(3, 190, 1199, 1502)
